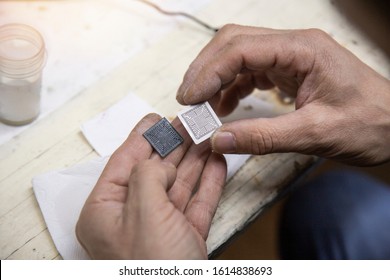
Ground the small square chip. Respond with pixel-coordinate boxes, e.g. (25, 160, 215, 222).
(143, 117, 184, 157)
(178, 101, 222, 144)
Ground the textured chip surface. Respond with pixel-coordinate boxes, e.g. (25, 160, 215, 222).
(178, 102, 222, 144)
(143, 117, 184, 157)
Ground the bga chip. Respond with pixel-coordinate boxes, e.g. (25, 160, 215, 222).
(178, 102, 222, 144)
(143, 117, 184, 158)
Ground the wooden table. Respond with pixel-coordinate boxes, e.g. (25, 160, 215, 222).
(1, 0, 388, 260)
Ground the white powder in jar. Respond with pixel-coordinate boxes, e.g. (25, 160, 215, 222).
(0, 24, 46, 126)
(0, 78, 41, 125)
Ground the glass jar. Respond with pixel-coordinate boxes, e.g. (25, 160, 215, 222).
(0, 23, 46, 126)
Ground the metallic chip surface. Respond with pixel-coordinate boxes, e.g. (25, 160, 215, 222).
(143, 117, 184, 157)
(178, 102, 222, 144)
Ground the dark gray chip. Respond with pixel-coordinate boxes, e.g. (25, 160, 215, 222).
(143, 117, 184, 158)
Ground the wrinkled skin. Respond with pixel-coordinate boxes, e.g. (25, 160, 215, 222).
(76, 114, 227, 259)
(177, 25, 390, 166)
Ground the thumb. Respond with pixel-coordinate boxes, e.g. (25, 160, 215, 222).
(127, 160, 177, 212)
(211, 109, 319, 155)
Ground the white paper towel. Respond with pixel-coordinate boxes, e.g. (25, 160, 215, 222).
(33, 157, 108, 260)
(32, 92, 261, 259)
(80, 94, 157, 157)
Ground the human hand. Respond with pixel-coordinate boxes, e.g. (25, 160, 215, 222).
(76, 114, 227, 259)
(177, 24, 390, 166)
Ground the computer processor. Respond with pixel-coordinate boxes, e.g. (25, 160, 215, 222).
(178, 101, 222, 144)
(143, 117, 184, 157)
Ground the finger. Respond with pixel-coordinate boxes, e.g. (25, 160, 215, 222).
(215, 73, 257, 116)
(167, 141, 211, 212)
(176, 24, 290, 104)
(99, 113, 161, 186)
(176, 25, 287, 104)
(179, 30, 315, 105)
(266, 70, 299, 97)
(210, 106, 322, 155)
(207, 92, 222, 111)
(127, 160, 177, 214)
(216, 71, 277, 116)
(184, 152, 227, 240)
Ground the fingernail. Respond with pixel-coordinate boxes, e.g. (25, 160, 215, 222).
(212, 131, 236, 153)
(183, 88, 190, 103)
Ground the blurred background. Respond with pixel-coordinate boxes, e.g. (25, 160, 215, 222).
(217, 161, 390, 259)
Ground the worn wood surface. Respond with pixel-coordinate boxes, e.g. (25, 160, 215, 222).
(0, 0, 388, 259)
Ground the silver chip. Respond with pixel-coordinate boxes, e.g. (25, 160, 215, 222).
(178, 102, 222, 144)
(143, 117, 184, 157)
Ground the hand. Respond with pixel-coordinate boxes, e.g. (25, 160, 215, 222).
(76, 114, 227, 259)
(177, 24, 390, 166)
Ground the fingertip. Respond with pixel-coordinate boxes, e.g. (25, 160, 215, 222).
(133, 113, 162, 134)
(176, 88, 191, 105)
(122, 113, 162, 143)
(178, 85, 205, 105)
(211, 130, 237, 154)
(143, 112, 162, 122)
(176, 89, 186, 105)
(214, 103, 235, 117)
(210, 151, 228, 171)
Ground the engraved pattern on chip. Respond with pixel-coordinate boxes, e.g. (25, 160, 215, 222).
(178, 102, 222, 144)
(143, 117, 184, 158)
